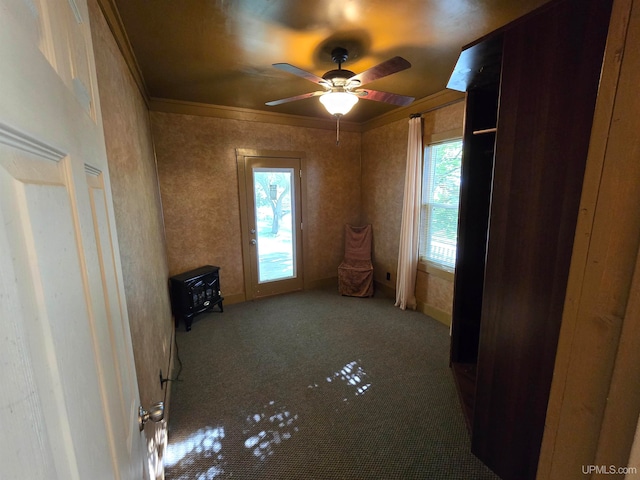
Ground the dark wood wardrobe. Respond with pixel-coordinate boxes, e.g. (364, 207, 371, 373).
(447, 0, 614, 478)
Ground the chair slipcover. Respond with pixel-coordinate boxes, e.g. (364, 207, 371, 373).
(338, 224, 374, 297)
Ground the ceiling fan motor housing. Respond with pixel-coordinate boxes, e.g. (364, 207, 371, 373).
(323, 69, 356, 86)
(324, 47, 356, 87)
(331, 47, 349, 64)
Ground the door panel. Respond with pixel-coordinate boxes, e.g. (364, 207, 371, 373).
(0, 148, 84, 480)
(87, 170, 141, 471)
(0, 0, 146, 478)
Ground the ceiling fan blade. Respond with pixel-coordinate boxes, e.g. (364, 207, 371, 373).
(348, 56, 412, 86)
(272, 63, 328, 85)
(355, 89, 415, 106)
(265, 90, 325, 106)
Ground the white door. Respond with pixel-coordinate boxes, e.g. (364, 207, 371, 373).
(0, 1, 147, 479)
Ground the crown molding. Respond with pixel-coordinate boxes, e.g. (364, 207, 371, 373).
(148, 98, 363, 132)
(148, 90, 464, 132)
(360, 89, 465, 131)
(95, 0, 149, 105)
(92, 0, 461, 132)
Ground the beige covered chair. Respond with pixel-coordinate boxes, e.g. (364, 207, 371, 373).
(338, 224, 374, 297)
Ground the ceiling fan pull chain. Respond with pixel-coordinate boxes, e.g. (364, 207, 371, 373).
(336, 114, 341, 146)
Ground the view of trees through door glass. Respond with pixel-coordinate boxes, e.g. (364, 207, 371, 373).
(253, 167, 296, 283)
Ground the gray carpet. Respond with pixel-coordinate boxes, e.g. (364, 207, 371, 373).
(165, 287, 499, 480)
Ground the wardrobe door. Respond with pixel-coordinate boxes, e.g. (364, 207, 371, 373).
(471, 1, 614, 479)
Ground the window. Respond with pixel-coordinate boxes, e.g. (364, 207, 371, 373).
(419, 138, 463, 271)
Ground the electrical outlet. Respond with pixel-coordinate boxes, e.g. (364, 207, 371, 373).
(386, 272, 391, 281)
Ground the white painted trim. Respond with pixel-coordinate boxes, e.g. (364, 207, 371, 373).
(0, 122, 65, 161)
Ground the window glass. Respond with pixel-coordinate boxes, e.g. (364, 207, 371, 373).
(419, 139, 463, 271)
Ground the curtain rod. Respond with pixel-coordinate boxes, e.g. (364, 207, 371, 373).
(409, 98, 464, 118)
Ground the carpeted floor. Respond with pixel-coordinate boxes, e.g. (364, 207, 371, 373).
(165, 287, 499, 480)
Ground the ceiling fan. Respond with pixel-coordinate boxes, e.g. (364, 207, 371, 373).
(266, 47, 415, 117)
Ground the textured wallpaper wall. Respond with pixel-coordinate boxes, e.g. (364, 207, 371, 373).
(151, 112, 362, 300)
(150, 100, 462, 317)
(361, 119, 408, 287)
(362, 101, 464, 322)
(89, 0, 173, 410)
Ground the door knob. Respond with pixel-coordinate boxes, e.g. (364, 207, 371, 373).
(250, 239, 257, 245)
(138, 401, 164, 431)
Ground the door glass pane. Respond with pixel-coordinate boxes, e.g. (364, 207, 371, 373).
(253, 168, 296, 283)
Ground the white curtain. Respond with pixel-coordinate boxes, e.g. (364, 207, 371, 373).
(395, 116, 423, 310)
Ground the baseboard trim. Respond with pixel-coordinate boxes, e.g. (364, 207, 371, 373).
(223, 281, 451, 330)
(374, 280, 396, 300)
(417, 302, 451, 327)
(223, 282, 338, 306)
(306, 277, 338, 291)
(164, 324, 176, 423)
(223, 292, 246, 305)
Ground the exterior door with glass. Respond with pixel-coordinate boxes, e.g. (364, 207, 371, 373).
(237, 150, 304, 298)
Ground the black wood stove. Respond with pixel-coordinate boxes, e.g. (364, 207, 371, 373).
(169, 265, 223, 331)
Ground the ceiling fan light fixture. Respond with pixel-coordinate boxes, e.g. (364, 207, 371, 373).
(319, 91, 359, 116)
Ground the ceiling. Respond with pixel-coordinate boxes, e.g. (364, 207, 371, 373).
(111, 0, 551, 124)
